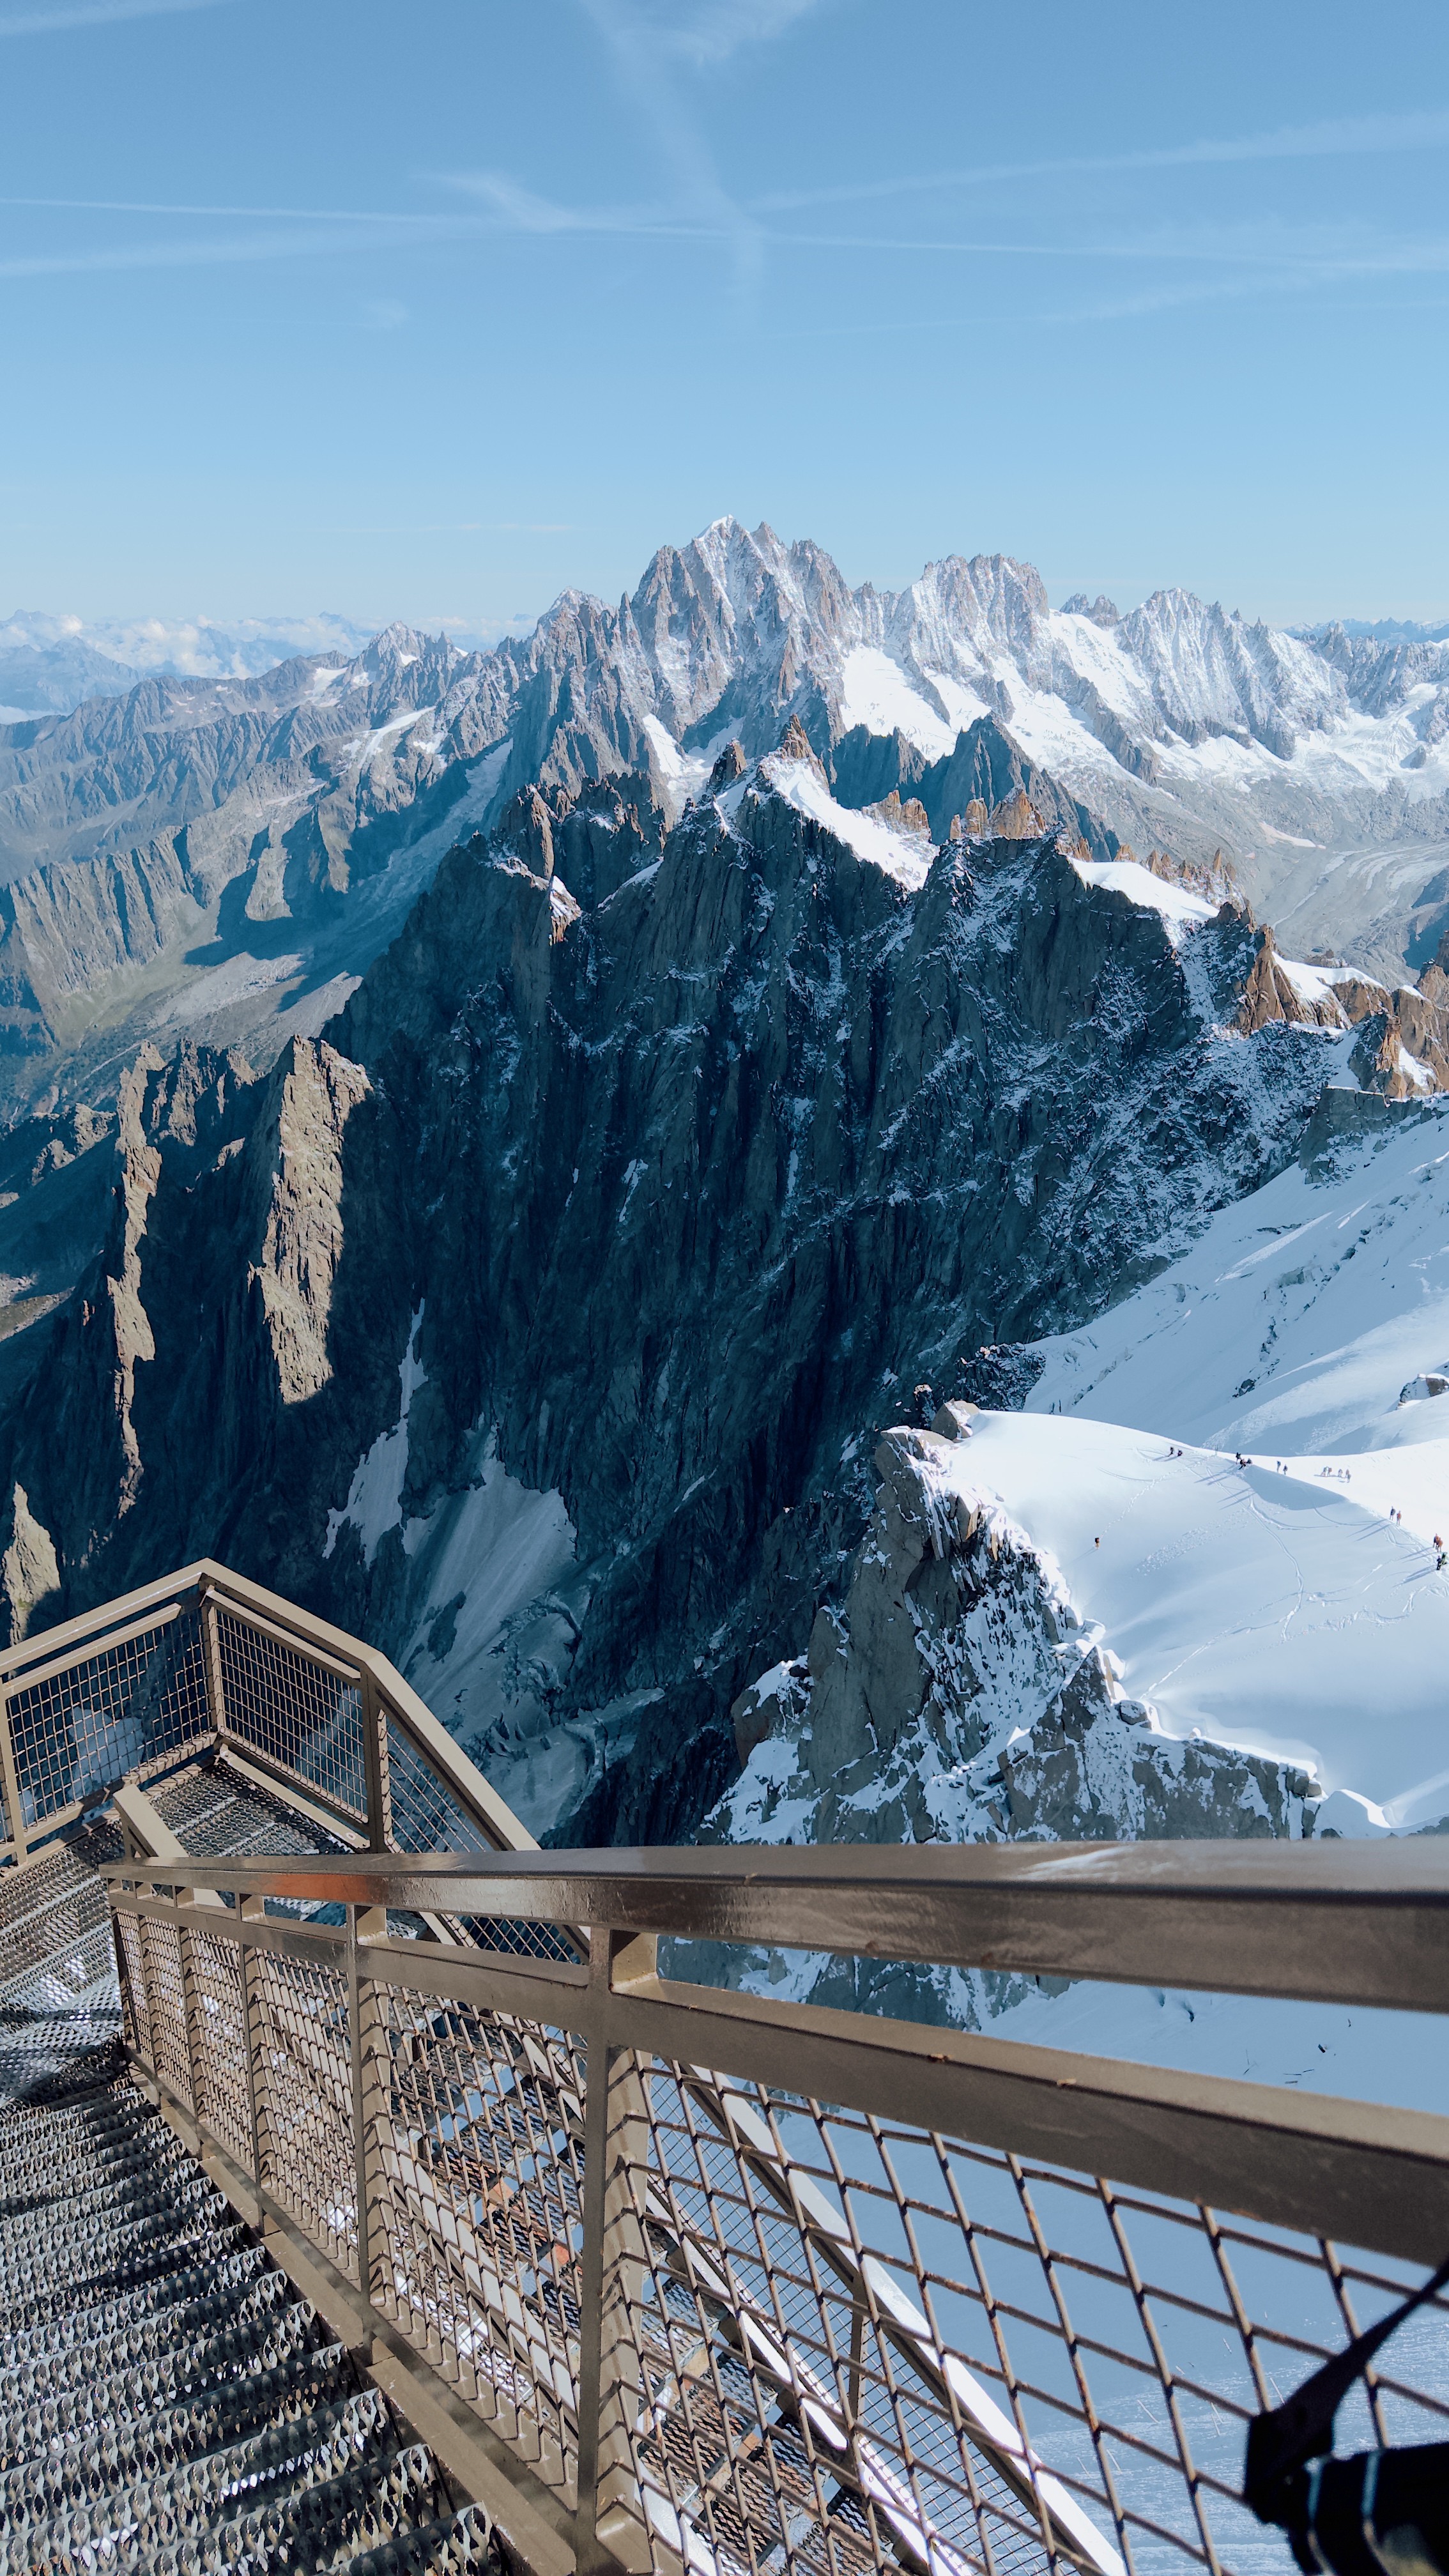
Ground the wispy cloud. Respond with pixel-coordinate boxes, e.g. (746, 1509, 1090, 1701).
(445, 173, 650, 236)
(572, 0, 763, 305)
(0, 0, 233, 36)
(442, 169, 724, 241)
(0, 220, 464, 281)
(748, 107, 1449, 215)
(629, 0, 826, 66)
(0, 192, 444, 222)
(440, 176, 1449, 293)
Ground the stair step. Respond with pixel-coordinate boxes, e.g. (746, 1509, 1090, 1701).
(0, 2290, 323, 2467)
(60, 2421, 446, 2565)
(0, 2169, 224, 2261)
(2, 2383, 399, 2558)
(0, 2241, 273, 2370)
(0, 2216, 254, 2333)
(0, 2259, 291, 2412)
(0, 2334, 357, 2519)
(0, 1811, 508, 2576)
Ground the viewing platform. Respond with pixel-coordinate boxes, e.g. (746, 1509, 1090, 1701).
(0, 1559, 1445, 2576)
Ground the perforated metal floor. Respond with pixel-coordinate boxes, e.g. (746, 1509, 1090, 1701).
(0, 1771, 500, 2574)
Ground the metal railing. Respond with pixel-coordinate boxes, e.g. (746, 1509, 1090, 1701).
(0, 1556, 530, 1876)
(105, 1836, 1449, 2576)
(10, 1560, 1449, 2576)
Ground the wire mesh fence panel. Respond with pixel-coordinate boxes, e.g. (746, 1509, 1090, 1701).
(383, 1715, 494, 1859)
(595, 2060, 1449, 2576)
(96, 1841, 1449, 2576)
(365, 1977, 587, 2499)
(213, 1609, 369, 1827)
(382, 1711, 584, 1963)
(6, 1603, 210, 1829)
(188, 1920, 252, 2171)
(253, 1945, 358, 2280)
(137, 1910, 193, 2113)
(448, 1910, 587, 1967)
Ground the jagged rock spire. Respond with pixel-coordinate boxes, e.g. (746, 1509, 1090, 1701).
(987, 788, 1046, 839)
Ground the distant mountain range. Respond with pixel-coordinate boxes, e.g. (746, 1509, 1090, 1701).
(1300, 615, 1449, 644)
(4, 520, 1449, 1117)
(0, 610, 381, 717)
(0, 606, 521, 719)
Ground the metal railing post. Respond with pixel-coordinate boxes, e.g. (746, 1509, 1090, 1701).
(240, 1889, 266, 2197)
(135, 1907, 163, 2083)
(574, 1929, 655, 2576)
(360, 1668, 391, 1853)
(347, 1900, 384, 2326)
(199, 1581, 228, 1744)
(175, 1896, 202, 2120)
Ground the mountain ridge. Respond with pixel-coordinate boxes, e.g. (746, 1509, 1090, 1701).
(7, 519, 1449, 1122)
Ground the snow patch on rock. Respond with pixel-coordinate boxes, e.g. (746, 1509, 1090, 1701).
(1068, 856, 1219, 939)
(323, 1304, 426, 1564)
(755, 753, 935, 889)
(397, 1428, 588, 1836)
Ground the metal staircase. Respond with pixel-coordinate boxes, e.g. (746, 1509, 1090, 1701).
(0, 2047, 493, 2573)
(0, 1565, 526, 2576)
(0, 1560, 1446, 2576)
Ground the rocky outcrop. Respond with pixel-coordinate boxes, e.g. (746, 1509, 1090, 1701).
(1235, 926, 1342, 1032)
(1227, 924, 1449, 1094)
(247, 1043, 372, 1407)
(696, 1418, 1322, 2027)
(0, 746, 1369, 1842)
(0, 1485, 59, 1641)
(862, 790, 930, 836)
(833, 716, 1119, 861)
(708, 1422, 1317, 1857)
(987, 789, 1045, 839)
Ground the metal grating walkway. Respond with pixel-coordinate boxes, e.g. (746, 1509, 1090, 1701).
(0, 2037, 499, 2574)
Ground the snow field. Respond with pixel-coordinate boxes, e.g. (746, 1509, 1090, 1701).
(944, 1411, 1449, 1831)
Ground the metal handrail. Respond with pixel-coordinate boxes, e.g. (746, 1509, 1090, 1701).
(104, 1847, 1449, 2264)
(106, 1846, 1449, 2576)
(0, 1556, 529, 1869)
(100, 1833, 1449, 2014)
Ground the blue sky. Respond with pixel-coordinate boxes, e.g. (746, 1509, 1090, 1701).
(1, 0, 1446, 631)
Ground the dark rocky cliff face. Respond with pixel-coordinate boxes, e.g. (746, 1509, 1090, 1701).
(0, 750, 1359, 1841)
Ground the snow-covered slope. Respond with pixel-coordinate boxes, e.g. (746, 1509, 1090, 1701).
(1027, 1095, 1449, 1485)
(721, 1095, 1449, 1857)
(939, 1409, 1449, 1831)
(703, 1027, 1449, 2085)
(702, 1373, 1449, 2099)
